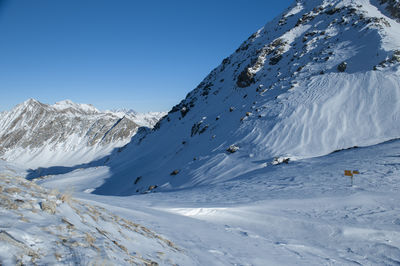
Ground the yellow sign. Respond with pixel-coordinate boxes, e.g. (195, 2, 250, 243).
(353, 170, 360, 174)
(344, 170, 353, 177)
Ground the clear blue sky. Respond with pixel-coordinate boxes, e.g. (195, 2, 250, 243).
(0, 0, 292, 112)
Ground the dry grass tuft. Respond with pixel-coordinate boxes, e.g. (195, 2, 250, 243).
(5, 187, 21, 194)
(59, 190, 74, 205)
(54, 252, 62, 261)
(40, 201, 57, 214)
(85, 232, 96, 246)
(61, 218, 74, 229)
(112, 240, 128, 254)
(49, 188, 59, 196)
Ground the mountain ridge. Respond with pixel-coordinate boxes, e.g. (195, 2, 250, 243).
(93, 0, 400, 195)
(0, 99, 165, 168)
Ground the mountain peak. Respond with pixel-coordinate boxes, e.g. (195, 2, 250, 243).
(52, 99, 100, 114)
(0, 99, 165, 168)
(24, 98, 39, 104)
(21, 98, 41, 107)
(94, 0, 400, 195)
(15, 98, 47, 112)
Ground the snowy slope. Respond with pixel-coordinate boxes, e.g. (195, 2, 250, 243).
(0, 164, 191, 265)
(0, 99, 163, 168)
(35, 137, 400, 265)
(90, 0, 400, 195)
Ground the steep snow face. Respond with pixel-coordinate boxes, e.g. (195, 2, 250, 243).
(0, 99, 163, 168)
(97, 0, 400, 195)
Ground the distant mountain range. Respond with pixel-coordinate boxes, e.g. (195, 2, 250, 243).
(0, 99, 165, 168)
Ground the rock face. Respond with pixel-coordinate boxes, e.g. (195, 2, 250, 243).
(337, 61, 347, 72)
(0, 99, 164, 168)
(237, 68, 255, 88)
(380, 0, 400, 20)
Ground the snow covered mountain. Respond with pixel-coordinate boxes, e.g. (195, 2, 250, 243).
(93, 0, 400, 195)
(105, 108, 166, 129)
(2, 1, 400, 265)
(0, 99, 164, 168)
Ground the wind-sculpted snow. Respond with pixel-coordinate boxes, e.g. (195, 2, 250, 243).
(0, 99, 164, 168)
(95, 0, 400, 195)
(35, 137, 400, 265)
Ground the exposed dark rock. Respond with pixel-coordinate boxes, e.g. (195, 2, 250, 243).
(148, 185, 158, 191)
(295, 12, 318, 27)
(226, 145, 239, 154)
(134, 176, 142, 185)
(170, 170, 179, 176)
(326, 7, 341, 15)
(380, 0, 400, 21)
(337, 61, 348, 72)
(199, 125, 209, 134)
(180, 106, 189, 117)
(391, 50, 400, 62)
(191, 122, 202, 136)
(269, 55, 283, 65)
(272, 157, 290, 165)
(237, 68, 255, 88)
(191, 121, 209, 136)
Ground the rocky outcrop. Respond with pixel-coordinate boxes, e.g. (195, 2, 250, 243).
(237, 68, 255, 88)
(380, 0, 400, 20)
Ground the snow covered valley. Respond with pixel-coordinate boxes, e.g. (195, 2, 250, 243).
(1, 139, 399, 265)
(1, 0, 400, 264)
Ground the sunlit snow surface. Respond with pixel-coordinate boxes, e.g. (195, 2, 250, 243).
(25, 139, 400, 265)
(0, 161, 191, 265)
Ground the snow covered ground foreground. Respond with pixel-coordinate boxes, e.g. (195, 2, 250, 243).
(0, 161, 191, 265)
(5, 139, 397, 265)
